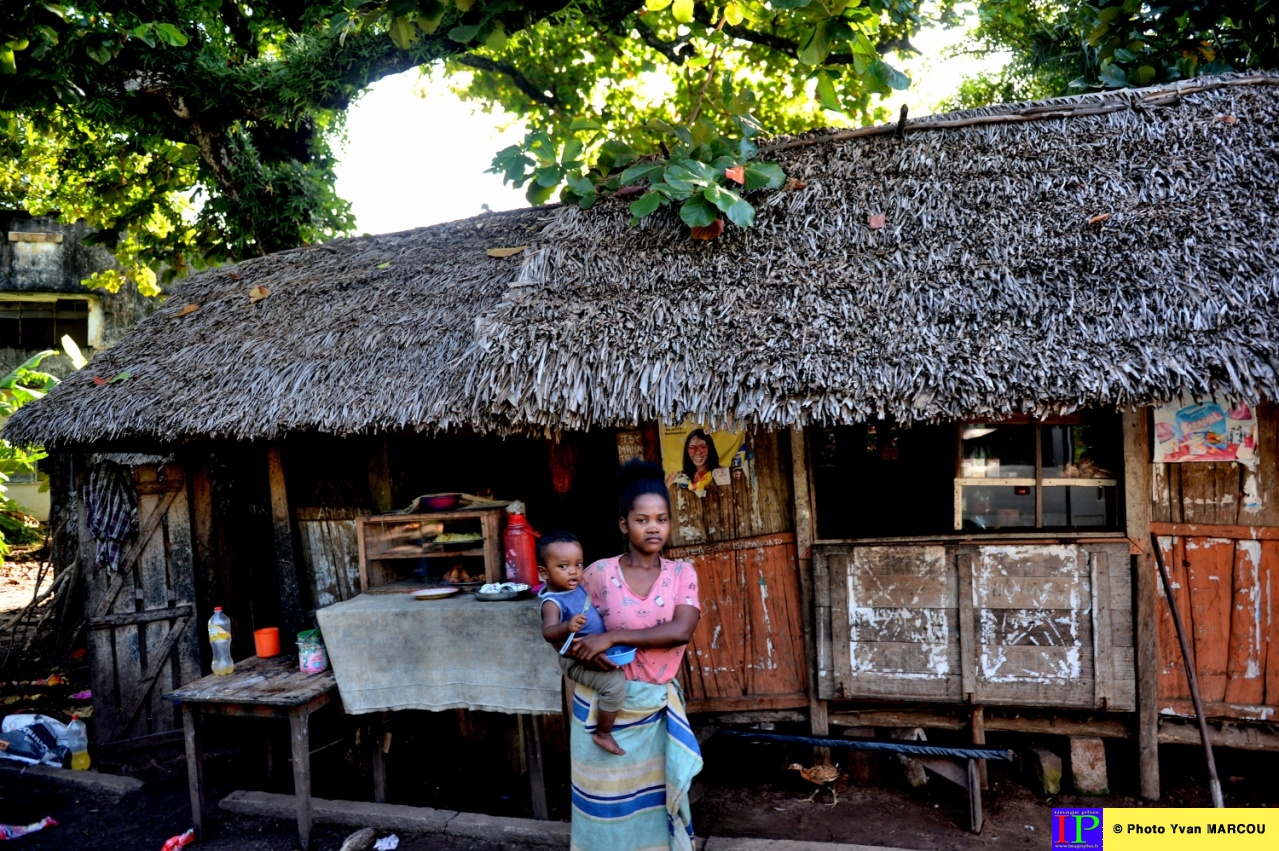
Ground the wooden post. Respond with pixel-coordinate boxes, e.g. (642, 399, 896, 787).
(966, 758, 983, 834)
(367, 436, 394, 514)
(789, 428, 830, 755)
(268, 446, 304, 642)
(1123, 409, 1159, 800)
(189, 455, 216, 620)
(371, 712, 389, 804)
(971, 706, 987, 790)
(521, 714, 549, 820)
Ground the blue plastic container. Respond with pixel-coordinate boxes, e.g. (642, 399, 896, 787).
(606, 645, 637, 666)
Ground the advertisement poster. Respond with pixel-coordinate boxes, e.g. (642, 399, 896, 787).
(659, 421, 745, 496)
(1152, 394, 1258, 464)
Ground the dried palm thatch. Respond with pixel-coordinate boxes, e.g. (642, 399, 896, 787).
(8, 74, 1279, 448)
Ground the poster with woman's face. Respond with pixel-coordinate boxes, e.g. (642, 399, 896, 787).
(659, 421, 745, 496)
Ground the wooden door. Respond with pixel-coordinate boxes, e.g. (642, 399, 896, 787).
(671, 533, 809, 712)
(1152, 533, 1279, 720)
(617, 426, 808, 711)
(81, 462, 199, 745)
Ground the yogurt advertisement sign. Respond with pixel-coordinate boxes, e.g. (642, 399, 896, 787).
(1152, 394, 1257, 464)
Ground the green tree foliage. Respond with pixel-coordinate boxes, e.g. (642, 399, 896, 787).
(945, 0, 1279, 111)
(0, 1, 1273, 273)
(0, 342, 85, 560)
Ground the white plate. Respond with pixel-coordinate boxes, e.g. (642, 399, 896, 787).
(412, 587, 460, 600)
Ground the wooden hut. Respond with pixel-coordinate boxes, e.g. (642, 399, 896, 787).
(8, 73, 1279, 801)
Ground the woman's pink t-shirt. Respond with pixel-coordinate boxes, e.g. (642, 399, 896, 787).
(583, 556, 700, 684)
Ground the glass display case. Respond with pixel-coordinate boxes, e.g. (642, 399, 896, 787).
(955, 420, 1120, 531)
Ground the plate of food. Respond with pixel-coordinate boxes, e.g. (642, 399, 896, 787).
(411, 587, 460, 601)
(474, 582, 530, 602)
(442, 565, 485, 588)
(432, 532, 484, 551)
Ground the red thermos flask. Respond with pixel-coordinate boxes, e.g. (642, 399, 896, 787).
(503, 506, 539, 586)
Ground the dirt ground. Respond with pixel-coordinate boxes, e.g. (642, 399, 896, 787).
(3, 554, 1278, 851)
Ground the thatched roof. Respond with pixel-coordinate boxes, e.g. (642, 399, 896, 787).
(9, 74, 1279, 449)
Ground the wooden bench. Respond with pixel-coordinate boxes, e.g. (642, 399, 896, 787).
(164, 654, 337, 850)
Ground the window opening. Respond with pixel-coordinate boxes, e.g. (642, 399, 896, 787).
(811, 413, 1124, 540)
(0, 298, 90, 350)
(956, 416, 1121, 532)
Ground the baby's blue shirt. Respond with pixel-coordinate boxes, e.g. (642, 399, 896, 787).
(538, 585, 605, 636)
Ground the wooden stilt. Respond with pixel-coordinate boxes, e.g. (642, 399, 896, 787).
(971, 706, 987, 790)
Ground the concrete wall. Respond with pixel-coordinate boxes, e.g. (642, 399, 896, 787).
(0, 210, 154, 377)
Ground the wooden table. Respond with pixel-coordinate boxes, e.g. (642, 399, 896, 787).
(164, 654, 337, 850)
(316, 590, 561, 817)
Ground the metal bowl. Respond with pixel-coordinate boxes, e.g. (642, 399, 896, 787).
(422, 493, 461, 511)
(474, 588, 527, 602)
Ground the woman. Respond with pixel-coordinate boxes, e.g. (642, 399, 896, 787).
(666, 429, 720, 494)
(566, 460, 702, 851)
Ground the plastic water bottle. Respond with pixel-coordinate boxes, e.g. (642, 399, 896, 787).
(209, 607, 234, 676)
(66, 714, 90, 770)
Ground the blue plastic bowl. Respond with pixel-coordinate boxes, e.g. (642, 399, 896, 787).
(606, 645, 637, 666)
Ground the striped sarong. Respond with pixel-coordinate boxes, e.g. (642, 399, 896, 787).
(569, 679, 702, 851)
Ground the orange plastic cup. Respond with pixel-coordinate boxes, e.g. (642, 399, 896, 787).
(253, 627, 280, 658)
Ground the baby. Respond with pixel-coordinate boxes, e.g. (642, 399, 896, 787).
(537, 531, 627, 755)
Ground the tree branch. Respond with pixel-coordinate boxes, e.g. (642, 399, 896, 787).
(686, 9, 911, 67)
(632, 17, 691, 65)
(455, 54, 560, 108)
(225, 3, 259, 59)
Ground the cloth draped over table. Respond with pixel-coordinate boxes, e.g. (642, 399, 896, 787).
(570, 679, 702, 851)
(82, 460, 137, 573)
(316, 593, 563, 714)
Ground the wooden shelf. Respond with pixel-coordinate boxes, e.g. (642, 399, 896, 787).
(370, 548, 486, 560)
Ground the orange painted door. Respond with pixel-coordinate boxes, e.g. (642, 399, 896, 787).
(1154, 533, 1279, 719)
(670, 533, 808, 712)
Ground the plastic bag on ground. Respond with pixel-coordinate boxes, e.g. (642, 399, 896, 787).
(0, 714, 70, 766)
(0, 816, 57, 840)
(2, 713, 69, 740)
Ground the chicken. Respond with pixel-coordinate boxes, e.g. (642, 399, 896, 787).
(788, 762, 842, 806)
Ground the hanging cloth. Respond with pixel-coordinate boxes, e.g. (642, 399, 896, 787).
(82, 461, 137, 573)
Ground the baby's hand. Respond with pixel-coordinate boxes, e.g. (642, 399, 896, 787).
(568, 614, 588, 632)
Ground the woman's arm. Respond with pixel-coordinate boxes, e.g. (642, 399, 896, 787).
(568, 604, 700, 666)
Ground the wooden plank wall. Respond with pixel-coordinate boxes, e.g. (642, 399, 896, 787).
(668, 429, 792, 547)
(1149, 403, 1279, 722)
(672, 533, 808, 712)
(1150, 402, 1279, 527)
(295, 506, 366, 610)
(817, 542, 1134, 710)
